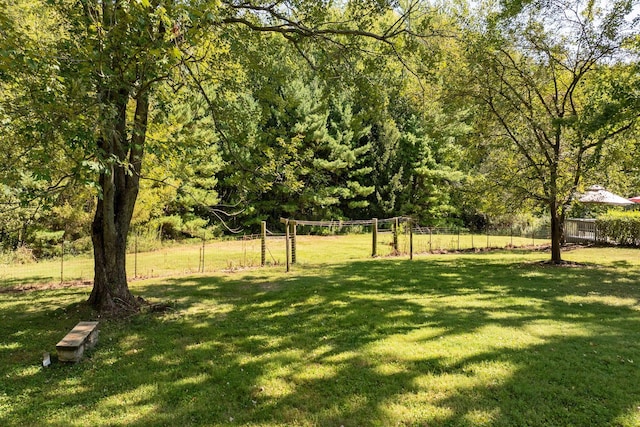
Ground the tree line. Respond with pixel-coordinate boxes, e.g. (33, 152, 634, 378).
(1, 0, 638, 312)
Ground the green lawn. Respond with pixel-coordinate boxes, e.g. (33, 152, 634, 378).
(1, 244, 640, 426)
(0, 233, 549, 287)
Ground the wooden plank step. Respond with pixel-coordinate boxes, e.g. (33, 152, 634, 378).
(56, 321, 99, 362)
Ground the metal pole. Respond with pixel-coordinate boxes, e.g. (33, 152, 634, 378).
(134, 230, 138, 278)
(372, 218, 378, 257)
(60, 237, 64, 284)
(202, 232, 206, 272)
(393, 217, 399, 254)
(243, 235, 247, 267)
(285, 220, 290, 272)
(409, 218, 413, 260)
(291, 221, 297, 264)
(261, 221, 266, 267)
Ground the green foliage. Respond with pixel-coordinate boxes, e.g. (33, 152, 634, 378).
(1, 245, 37, 264)
(67, 236, 93, 255)
(4, 0, 638, 273)
(458, 0, 640, 261)
(30, 230, 64, 258)
(596, 210, 640, 246)
(209, 19, 468, 231)
(152, 215, 185, 240)
(148, 214, 216, 240)
(48, 196, 93, 241)
(1, 0, 469, 250)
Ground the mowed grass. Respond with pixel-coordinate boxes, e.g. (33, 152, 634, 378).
(1, 243, 640, 426)
(0, 233, 549, 287)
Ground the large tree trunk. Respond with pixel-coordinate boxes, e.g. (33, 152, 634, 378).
(548, 145, 564, 264)
(88, 89, 148, 313)
(89, 194, 137, 312)
(549, 202, 563, 264)
(85, 0, 152, 313)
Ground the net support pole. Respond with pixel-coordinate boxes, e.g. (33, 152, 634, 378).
(291, 221, 297, 264)
(261, 221, 266, 267)
(372, 218, 378, 257)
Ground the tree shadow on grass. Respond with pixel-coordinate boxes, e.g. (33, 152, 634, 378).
(0, 276, 60, 289)
(2, 256, 640, 425)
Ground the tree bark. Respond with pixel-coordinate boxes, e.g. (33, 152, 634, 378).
(550, 202, 563, 264)
(89, 198, 136, 312)
(88, 89, 148, 313)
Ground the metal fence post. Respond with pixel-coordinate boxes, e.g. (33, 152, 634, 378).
(291, 221, 297, 264)
(409, 218, 413, 260)
(285, 219, 290, 272)
(393, 217, 399, 254)
(201, 232, 206, 272)
(372, 218, 378, 257)
(261, 221, 266, 266)
(134, 230, 138, 278)
(60, 236, 64, 284)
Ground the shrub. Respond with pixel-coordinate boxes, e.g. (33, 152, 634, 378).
(153, 215, 184, 240)
(595, 210, 640, 246)
(68, 236, 93, 255)
(127, 231, 164, 253)
(30, 230, 65, 259)
(182, 218, 208, 238)
(10, 246, 37, 264)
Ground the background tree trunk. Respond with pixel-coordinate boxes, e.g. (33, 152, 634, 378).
(550, 209, 563, 263)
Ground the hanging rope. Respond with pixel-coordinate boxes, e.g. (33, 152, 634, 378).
(281, 216, 411, 227)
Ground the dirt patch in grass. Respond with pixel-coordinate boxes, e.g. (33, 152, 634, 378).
(427, 243, 593, 255)
(532, 260, 591, 268)
(0, 279, 93, 294)
(220, 265, 266, 274)
(426, 243, 553, 255)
